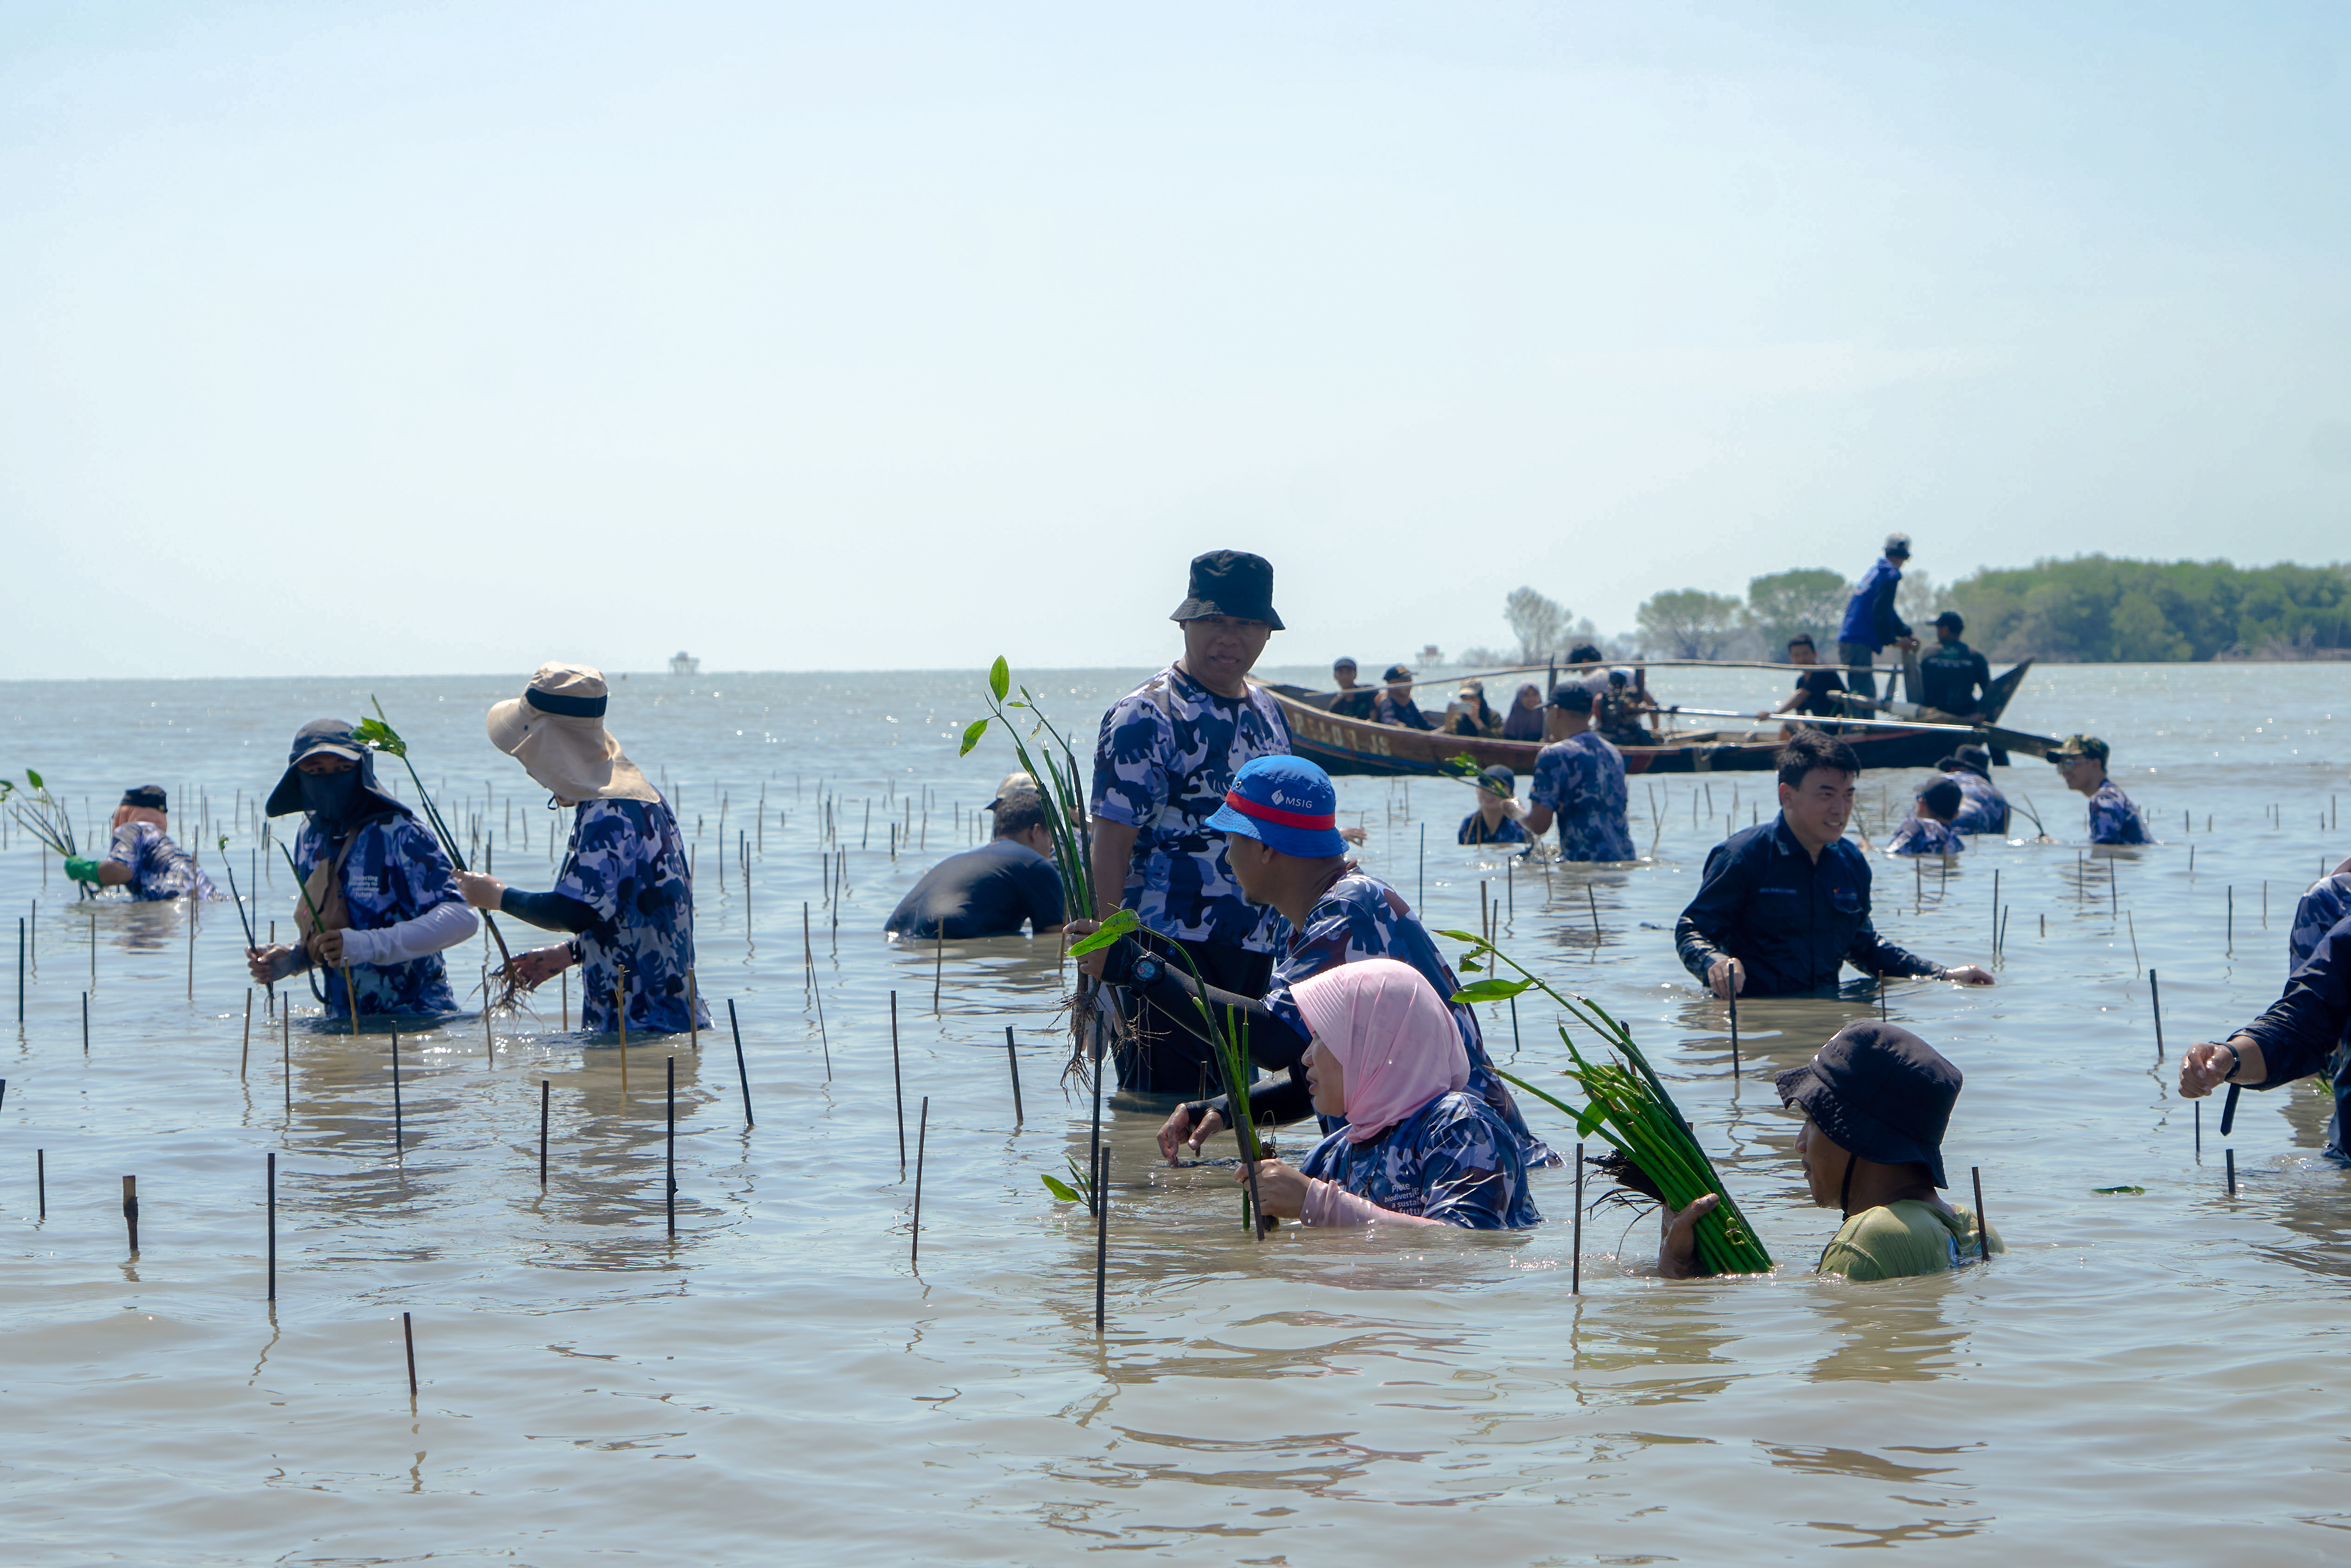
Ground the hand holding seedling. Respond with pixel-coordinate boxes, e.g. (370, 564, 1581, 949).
(452, 871, 504, 910)
(1657, 1192, 1723, 1278)
(509, 944, 573, 990)
(1239, 1157, 1308, 1220)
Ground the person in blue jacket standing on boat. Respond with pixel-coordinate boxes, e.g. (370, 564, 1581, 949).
(453, 664, 709, 1036)
(66, 786, 217, 901)
(1837, 533, 1919, 704)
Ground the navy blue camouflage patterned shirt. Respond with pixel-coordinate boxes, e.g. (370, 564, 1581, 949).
(1530, 731, 1637, 862)
(554, 796, 711, 1035)
(1299, 1091, 1542, 1229)
(2085, 781, 2147, 845)
(294, 813, 463, 1018)
(1943, 771, 2009, 836)
(2291, 872, 2351, 971)
(1458, 811, 1531, 847)
(1090, 664, 1293, 952)
(1886, 816, 1967, 856)
(103, 822, 217, 902)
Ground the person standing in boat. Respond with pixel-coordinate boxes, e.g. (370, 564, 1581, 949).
(2049, 735, 2148, 845)
(451, 664, 710, 1036)
(1374, 665, 1434, 730)
(65, 786, 216, 902)
(1329, 658, 1377, 720)
(1088, 550, 1294, 1097)
(1917, 611, 1993, 718)
(1675, 731, 1994, 997)
(1885, 779, 1967, 856)
(1520, 684, 1636, 861)
(1758, 634, 1846, 729)
(1457, 766, 1530, 847)
(245, 720, 476, 1018)
(1837, 533, 1918, 703)
(1934, 743, 2010, 835)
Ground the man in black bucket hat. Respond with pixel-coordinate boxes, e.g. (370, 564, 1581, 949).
(1658, 1022, 2002, 1280)
(1086, 551, 1294, 1102)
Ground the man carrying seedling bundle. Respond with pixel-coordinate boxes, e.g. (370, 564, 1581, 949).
(452, 663, 710, 1036)
(885, 785, 1067, 941)
(1072, 754, 1551, 1168)
(65, 786, 216, 901)
(1675, 730, 1994, 997)
(245, 721, 478, 1018)
(1087, 550, 1295, 1099)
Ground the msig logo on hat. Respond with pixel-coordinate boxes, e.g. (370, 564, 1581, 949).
(1206, 756, 1347, 858)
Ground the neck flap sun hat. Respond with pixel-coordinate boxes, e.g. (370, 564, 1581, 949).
(1207, 755, 1347, 858)
(1775, 1022, 1960, 1187)
(1292, 957, 1469, 1143)
(1170, 549, 1284, 629)
(486, 664, 659, 805)
(263, 719, 408, 823)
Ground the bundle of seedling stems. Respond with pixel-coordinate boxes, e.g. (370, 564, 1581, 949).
(354, 699, 526, 1011)
(1447, 931, 1773, 1275)
(2, 771, 90, 898)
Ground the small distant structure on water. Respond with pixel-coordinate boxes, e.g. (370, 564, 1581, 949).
(668, 651, 700, 676)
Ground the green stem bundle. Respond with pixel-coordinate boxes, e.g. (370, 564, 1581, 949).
(1448, 933, 1772, 1274)
(2, 772, 90, 899)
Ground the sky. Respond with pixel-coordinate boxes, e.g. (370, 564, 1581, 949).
(2, 1, 2346, 680)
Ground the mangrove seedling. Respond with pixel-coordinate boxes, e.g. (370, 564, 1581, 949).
(3, 771, 90, 898)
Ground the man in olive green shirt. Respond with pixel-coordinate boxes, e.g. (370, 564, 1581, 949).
(1659, 1022, 2001, 1280)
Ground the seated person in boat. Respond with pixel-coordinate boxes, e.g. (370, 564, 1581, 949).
(453, 664, 711, 1036)
(1329, 657, 1377, 721)
(1443, 678, 1502, 737)
(1457, 766, 1530, 847)
(2180, 865, 2351, 1162)
(1522, 684, 1636, 861)
(1917, 611, 1993, 718)
(1675, 730, 1994, 997)
(2050, 735, 2147, 845)
(1886, 779, 1968, 856)
(1566, 643, 1609, 697)
(65, 786, 216, 902)
(883, 786, 1067, 940)
(1596, 667, 1659, 747)
(1244, 960, 1542, 1231)
(1070, 755, 1548, 1168)
(1374, 665, 1434, 729)
(1659, 1023, 2000, 1279)
(1758, 635, 1846, 728)
(245, 720, 477, 1018)
(1501, 680, 1547, 741)
(1935, 743, 2010, 835)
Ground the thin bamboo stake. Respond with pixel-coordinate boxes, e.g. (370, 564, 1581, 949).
(266, 1152, 277, 1301)
(283, 1010, 291, 1118)
(539, 1079, 550, 1187)
(1970, 1166, 1989, 1262)
(911, 1095, 929, 1267)
(390, 1024, 404, 1152)
(665, 1055, 677, 1236)
(1004, 1024, 1024, 1123)
(241, 989, 252, 1078)
(123, 1175, 139, 1253)
(890, 991, 907, 1179)
(617, 968, 629, 1093)
(1094, 1145, 1109, 1332)
(688, 970, 700, 1052)
(402, 1311, 419, 1400)
(1571, 1141, 1584, 1295)
(728, 999, 754, 1128)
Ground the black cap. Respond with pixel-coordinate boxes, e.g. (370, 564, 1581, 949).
(119, 785, 168, 811)
(1333, 656, 1357, 671)
(1382, 665, 1413, 683)
(1548, 682, 1593, 711)
(1170, 550, 1283, 630)
(1885, 532, 1912, 559)
(1933, 610, 1964, 632)
(1776, 1022, 1961, 1187)
(1936, 743, 1992, 780)
(1477, 765, 1515, 798)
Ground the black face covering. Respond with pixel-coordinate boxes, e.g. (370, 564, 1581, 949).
(300, 768, 366, 828)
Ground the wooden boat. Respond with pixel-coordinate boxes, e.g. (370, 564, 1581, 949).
(1264, 660, 2041, 777)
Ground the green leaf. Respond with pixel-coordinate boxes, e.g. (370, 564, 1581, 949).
(1451, 976, 1534, 1003)
(216, 834, 228, 852)
(26, 769, 42, 788)
(958, 719, 990, 757)
(1457, 956, 1482, 973)
(352, 717, 407, 757)
(1441, 752, 1483, 778)
(1041, 1174, 1082, 1202)
(1434, 928, 1489, 947)
(1067, 909, 1140, 955)
(2092, 1184, 2145, 1195)
(989, 657, 1010, 702)
(1577, 1102, 1608, 1138)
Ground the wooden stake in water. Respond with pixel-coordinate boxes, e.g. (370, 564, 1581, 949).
(727, 999, 754, 1128)
(1571, 1141, 1584, 1296)
(1970, 1166, 1989, 1262)
(1587, 886, 1601, 949)
(1004, 1024, 1023, 1123)
(343, 967, 358, 1039)
(82, 991, 89, 1053)
(890, 991, 907, 1179)
(1418, 823, 1426, 909)
(14, 916, 21, 1024)
(2226, 885, 2233, 955)
(2149, 969, 2164, 1060)
(123, 1175, 139, 1253)
(665, 1056, 677, 1236)
(2226, 1147, 2237, 1197)
(283, 1011, 291, 1117)
(616, 967, 629, 1092)
(266, 1151, 277, 1302)
(1093, 1146, 1109, 1333)
(240, 989, 252, 1078)
(560, 968, 568, 1032)
(1727, 984, 1740, 1078)
(36, 1149, 44, 1220)
(934, 933, 943, 1013)
(2220, 1082, 2241, 1138)
(402, 1311, 419, 1400)
(390, 1024, 404, 1152)
(687, 969, 700, 1053)
(911, 1095, 929, 1268)
(539, 1079, 551, 1187)
(2194, 1098, 2201, 1159)
(1991, 869, 2001, 955)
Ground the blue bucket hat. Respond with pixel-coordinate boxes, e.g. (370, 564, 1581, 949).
(1206, 755, 1347, 858)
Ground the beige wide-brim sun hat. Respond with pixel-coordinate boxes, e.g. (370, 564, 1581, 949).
(486, 663, 659, 805)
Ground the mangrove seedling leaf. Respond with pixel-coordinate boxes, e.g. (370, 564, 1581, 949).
(1435, 928, 1489, 947)
(2092, 1184, 2145, 1195)
(1577, 1102, 1609, 1138)
(1441, 753, 1483, 778)
(1041, 1174, 1082, 1203)
(352, 717, 406, 757)
(25, 769, 42, 788)
(958, 719, 990, 757)
(216, 834, 228, 852)
(989, 657, 1010, 702)
(1451, 976, 1534, 1004)
(1457, 956, 1482, 972)
(1067, 909, 1140, 955)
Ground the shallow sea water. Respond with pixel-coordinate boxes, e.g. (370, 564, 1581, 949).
(0, 661, 2346, 1565)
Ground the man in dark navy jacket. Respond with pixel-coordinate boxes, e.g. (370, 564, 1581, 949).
(1675, 731, 1996, 997)
(2180, 896, 2351, 1161)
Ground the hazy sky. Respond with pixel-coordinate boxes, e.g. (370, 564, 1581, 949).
(4, 2, 2345, 681)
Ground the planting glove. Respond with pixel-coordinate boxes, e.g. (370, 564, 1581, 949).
(65, 857, 102, 885)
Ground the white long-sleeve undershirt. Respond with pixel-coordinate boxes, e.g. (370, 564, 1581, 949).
(331, 900, 480, 967)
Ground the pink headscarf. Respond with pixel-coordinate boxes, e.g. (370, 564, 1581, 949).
(1293, 958, 1470, 1143)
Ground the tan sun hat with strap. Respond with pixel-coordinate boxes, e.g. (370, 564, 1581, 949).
(486, 664, 660, 805)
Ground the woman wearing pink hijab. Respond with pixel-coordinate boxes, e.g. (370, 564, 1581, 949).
(1242, 959, 1542, 1230)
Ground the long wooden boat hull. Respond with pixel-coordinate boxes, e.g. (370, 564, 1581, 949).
(1264, 662, 2036, 778)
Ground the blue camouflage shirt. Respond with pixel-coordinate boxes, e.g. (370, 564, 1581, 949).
(1458, 810, 1531, 847)
(1090, 664, 1293, 952)
(1944, 771, 2009, 836)
(2291, 872, 2351, 970)
(2085, 781, 2148, 845)
(294, 813, 463, 1018)
(1886, 816, 1967, 856)
(1530, 731, 1637, 862)
(554, 796, 710, 1036)
(103, 822, 217, 902)
(1260, 868, 1550, 1164)
(1299, 1091, 1542, 1229)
